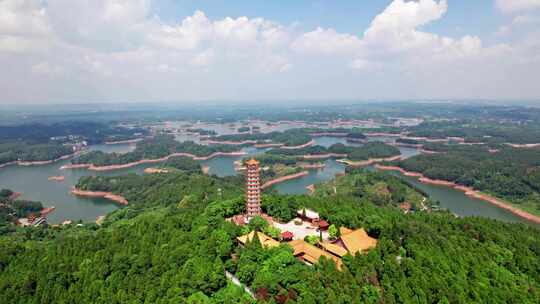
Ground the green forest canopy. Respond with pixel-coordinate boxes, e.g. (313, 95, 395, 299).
(1, 168, 539, 303)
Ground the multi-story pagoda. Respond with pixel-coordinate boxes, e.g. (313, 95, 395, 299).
(245, 158, 262, 219)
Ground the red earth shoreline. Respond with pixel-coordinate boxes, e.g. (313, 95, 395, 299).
(302, 153, 348, 160)
(61, 151, 246, 171)
(0, 152, 80, 169)
(71, 188, 129, 205)
(104, 138, 144, 145)
(309, 132, 349, 137)
(506, 143, 540, 148)
(337, 155, 402, 167)
(204, 139, 315, 150)
(375, 165, 540, 225)
(261, 171, 310, 189)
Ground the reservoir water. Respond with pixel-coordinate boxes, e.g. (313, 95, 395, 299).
(0, 143, 139, 224)
(0, 134, 535, 226)
(385, 171, 528, 224)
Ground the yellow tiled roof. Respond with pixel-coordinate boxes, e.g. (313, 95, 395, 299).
(245, 158, 260, 166)
(319, 241, 349, 258)
(339, 228, 378, 255)
(288, 240, 342, 270)
(237, 231, 279, 248)
(339, 227, 353, 235)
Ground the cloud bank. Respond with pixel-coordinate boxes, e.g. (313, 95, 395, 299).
(1, 0, 539, 103)
(496, 0, 540, 13)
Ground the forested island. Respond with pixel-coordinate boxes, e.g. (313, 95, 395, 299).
(0, 121, 147, 166)
(406, 120, 540, 144)
(267, 142, 400, 162)
(0, 143, 74, 166)
(70, 135, 240, 167)
(210, 129, 313, 147)
(1, 166, 539, 303)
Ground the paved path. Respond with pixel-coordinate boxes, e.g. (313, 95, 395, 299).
(225, 271, 255, 299)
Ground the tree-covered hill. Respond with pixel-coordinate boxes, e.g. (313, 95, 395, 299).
(0, 169, 539, 303)
(72, 135, 238, 166)
(0, 143, 73, 165)
(213, 129, 312, 147)
(267, 142, 400, 161)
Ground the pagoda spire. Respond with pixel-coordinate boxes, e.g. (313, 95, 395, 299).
(245, 158, 261, 219)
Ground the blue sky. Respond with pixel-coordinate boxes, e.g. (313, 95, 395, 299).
(1, 0, 539, 103)
(153, 0, 503, 40)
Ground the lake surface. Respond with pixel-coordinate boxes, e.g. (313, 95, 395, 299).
(384, 171, 529, 224)
(0, 143, 144, 224)
(0, 133, 535, 226)
(272, 159, 346, 194)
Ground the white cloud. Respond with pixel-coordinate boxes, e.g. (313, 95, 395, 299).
(366, 0, 448, 33)
(0, 0, 51, 52)
(190, 49, 214, 67)
(46, 0, 151, 51)
(292, 27, 362, 54)
(31, 61, 64, 76)
(512, 14, 536, 24)
(496, 14, 538, 35)
(0, 0, 539, 102)
(361, 0, 482, 61)
(149, 10, 212, 51)
(496, 0, 540, 13)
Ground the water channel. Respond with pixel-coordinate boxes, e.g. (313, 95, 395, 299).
(0, 134, 534, 226)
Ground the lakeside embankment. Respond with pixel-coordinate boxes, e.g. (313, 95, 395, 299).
(1, 152, 81, 169)
(71, 188, 129, 205)
(506, 143, 540, 148)
(309, 132, 348, 137)
(204, 139, 315, 150)
(392, 143, 423, 149)
(261, 171, 310, 189)
(60, 151, 246, 172)
(254, 143, 283, 148)
(40, 206, 56, 217)
(204, 139, 257, 146)
(337, 155, 402, 167)
(303, 153, 348, 160)
(104, 138, 144, 145)
(375, 165, 540, 225)
(365, 132, 403, 137)
(0, 161, 17, 169)
(419, 149, 441, 155)
(280, 139, 316, 150)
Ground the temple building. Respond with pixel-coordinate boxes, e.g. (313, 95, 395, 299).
(245, 158, 262, 219)
(289, 240, 343, 270)
(320, 227, 378, 258)
(237, 231, 280, 248)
